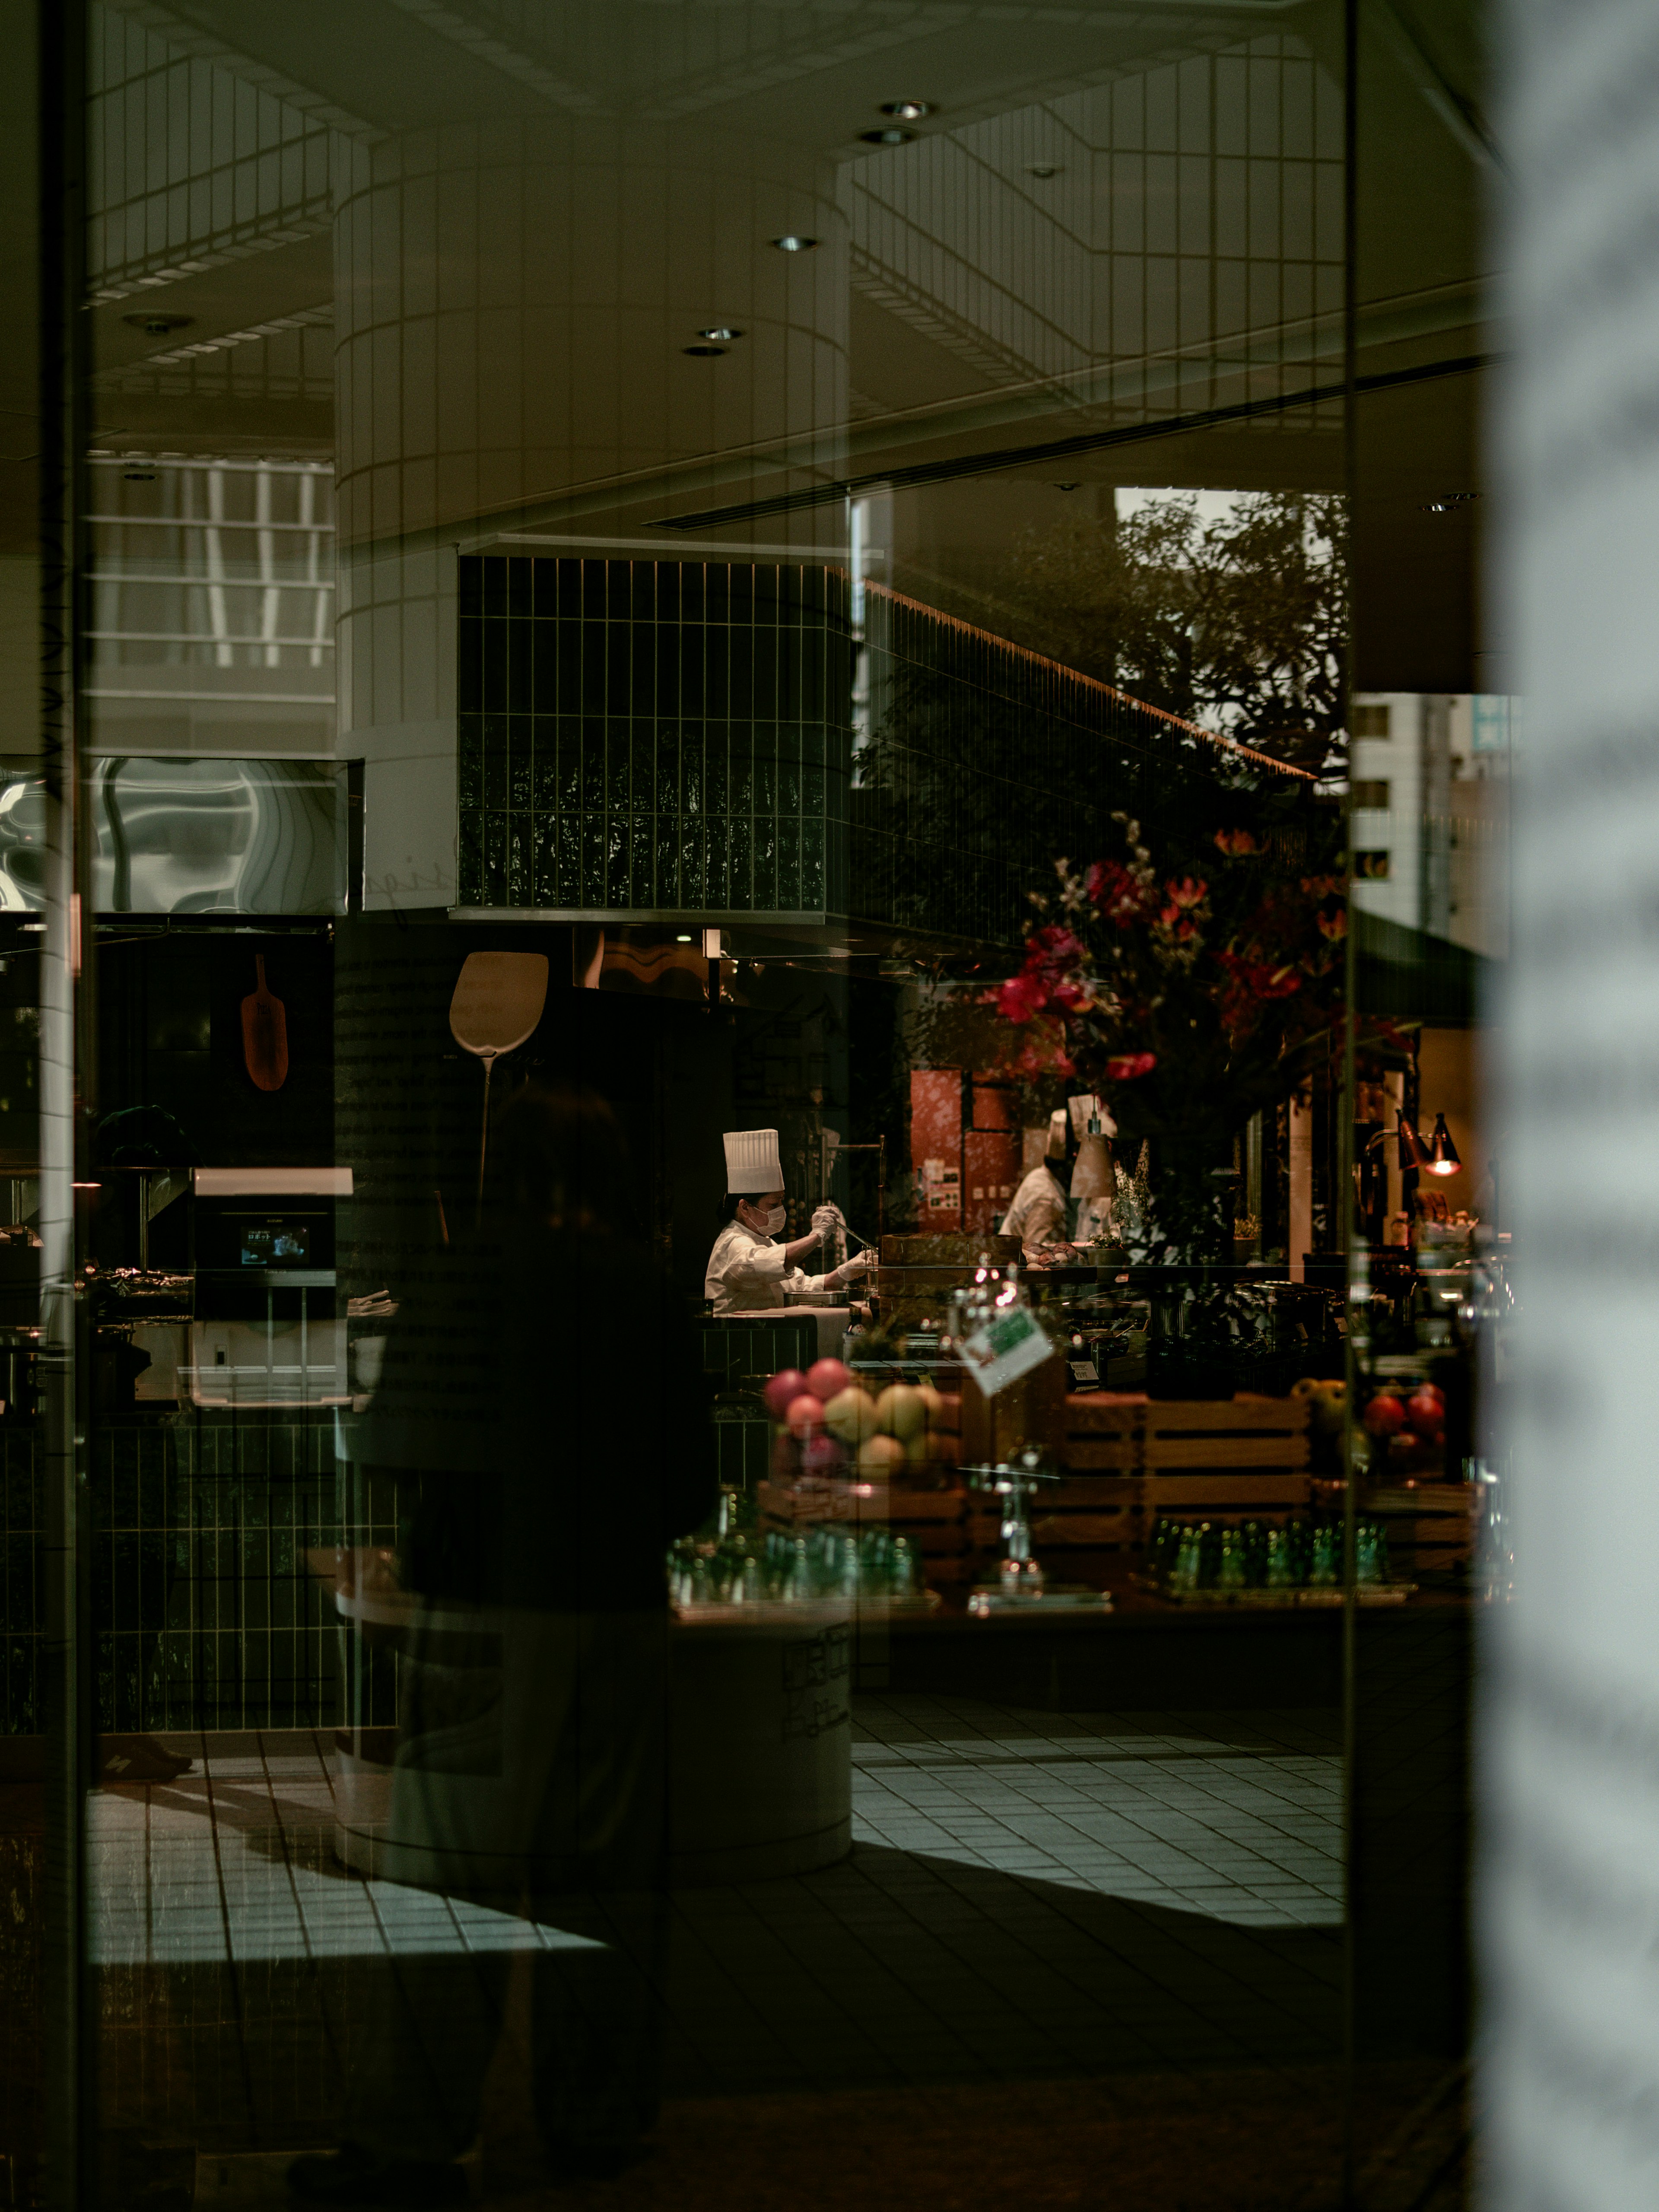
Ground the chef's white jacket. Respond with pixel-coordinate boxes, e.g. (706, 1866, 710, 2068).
(705, 1217, 832, 1314)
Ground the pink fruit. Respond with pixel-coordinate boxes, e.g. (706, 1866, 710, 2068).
(1405, 1386, 1445, 1440)
(806, 1357, 852, 1402)
(1363, 1393, 1405, 1438)
(801, 1432, 848, 1474)
(786, 1393, 824, 1438)
(763, 1368, 809, 1420)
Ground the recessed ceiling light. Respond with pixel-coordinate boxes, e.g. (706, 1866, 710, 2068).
(675, 934, 693, 943)
(770, 235, 819, 253)
(1027, 164, 1062, 178)
(1054, 482, 1081, 492)
(122, 311, 194, 336)
(698, 326, 743, 342)
(880, 102, 932, 121)
(683, 343, 728, 357)
(124, 469, 157, 481)
(860, 127, 915, 146)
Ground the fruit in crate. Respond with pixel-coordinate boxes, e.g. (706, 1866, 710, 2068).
(801, 1432, 849, 1475)
(823, 1385, 879, 1443)
(806, 1357, 852, 1402)
(1293, 1376, 1347, 1437)
(858, 1434, 906, 1475)
(785, 1393, 825, 1438)
(763, 1368, 809, 1419)
(1406, 1384, 1445, 1440)
(1362, 1392, 1406, 1438)
(874, 1383, 925, 1440)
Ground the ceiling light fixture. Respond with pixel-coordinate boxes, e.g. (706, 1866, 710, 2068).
(860, 127, 915, 146)
(880, 101, 932, 120)
(1027, 164, 1062, 178)
(698, 326, 743, 342)
(122, 311, 194, 337)
(770, 235, 818, 253)
(683, 343, 728, 357)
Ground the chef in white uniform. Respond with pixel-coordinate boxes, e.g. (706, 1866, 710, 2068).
(705, 1128, 872, 1314)
(1000, 1097, 1116, 1252)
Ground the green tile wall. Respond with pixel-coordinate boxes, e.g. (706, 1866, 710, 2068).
(457, 556, 852, 916)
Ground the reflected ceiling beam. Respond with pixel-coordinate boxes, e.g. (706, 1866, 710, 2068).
(650, 349, 1494, 529)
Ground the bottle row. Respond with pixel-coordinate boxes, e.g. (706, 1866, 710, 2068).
(1147, 1515, 1394, 1592)
(669, 1522, 924, 1607)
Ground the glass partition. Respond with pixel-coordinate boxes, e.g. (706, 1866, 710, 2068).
(5, 3, 1504, 2205)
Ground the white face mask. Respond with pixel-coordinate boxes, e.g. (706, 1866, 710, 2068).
(760, 1205, 785, 1235)
(741, 1200, 785, 1235)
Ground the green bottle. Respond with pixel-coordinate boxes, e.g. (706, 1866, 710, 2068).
(1310, 1525, 1338, 1587)
(1265, 1528, 1293, 1588)
(1217, 1527, 1246, 1589)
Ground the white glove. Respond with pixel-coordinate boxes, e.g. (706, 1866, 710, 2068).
(833, 1250, 871, 1286)
(811, 1203, 846, 1240)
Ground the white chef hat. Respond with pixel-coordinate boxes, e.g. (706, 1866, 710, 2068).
(1045, 1109, 1069, 1157)
(724, 1128, 784, 1194)
(1069, 1092, 1118, 1139)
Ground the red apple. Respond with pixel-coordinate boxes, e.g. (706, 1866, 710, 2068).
(806, 1357, 852, 1402)
(1406, 1386, 1445, 1440)
(763, 1368, 809, 1420)
(786, 1393, 825, 1438)
(1363, 1392, 1406, 1438)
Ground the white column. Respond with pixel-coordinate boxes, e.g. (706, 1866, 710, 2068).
(1487, 4, 1659, 2204)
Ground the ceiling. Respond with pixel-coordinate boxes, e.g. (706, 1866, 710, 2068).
(68, 0, 1499, 690)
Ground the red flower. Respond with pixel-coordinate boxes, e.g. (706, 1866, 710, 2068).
(1085, 860, 1147, 927)
(1164, 877, 1207, 910)
(1105, 1052, 1156, 1082)
(998, 973, 1048, 1023)
(1028, 923, 1086, 969)
(1317, 909, 1348, 941)
(1214, 828, 1259, 856)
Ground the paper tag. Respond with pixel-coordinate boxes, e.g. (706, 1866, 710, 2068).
(960, 1304, 1056, 1396)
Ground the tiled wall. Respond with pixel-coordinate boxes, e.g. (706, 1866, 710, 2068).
(456, 556, 852, 916)
(94, 1412, 340, 1736)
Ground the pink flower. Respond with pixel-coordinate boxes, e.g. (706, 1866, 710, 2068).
(998, 973, 1048, 1023)
(1105, 1052, 1156, 1082)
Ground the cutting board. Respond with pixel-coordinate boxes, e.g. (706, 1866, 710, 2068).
(241, 957, 289, 1092)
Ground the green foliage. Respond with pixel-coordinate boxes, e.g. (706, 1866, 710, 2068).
(1003, 492, 1348, 778)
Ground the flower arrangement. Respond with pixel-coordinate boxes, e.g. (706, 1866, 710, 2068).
(997, 807, 1346, 1269)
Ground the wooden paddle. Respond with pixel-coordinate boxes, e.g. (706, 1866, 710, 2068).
(448, 951, 549, 1219)
(241, 956, 289, 1092)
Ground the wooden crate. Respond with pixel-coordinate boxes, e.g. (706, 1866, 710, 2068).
(1141, 1394, 1310, 1472)
(1360, 1482, 1475, 1578)
(1059, 1393, 1142, 1471)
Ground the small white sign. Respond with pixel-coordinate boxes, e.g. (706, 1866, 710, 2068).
(960, 1304, 1056, 1395)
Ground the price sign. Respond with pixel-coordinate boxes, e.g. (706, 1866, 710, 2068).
(959, 1304, 1056, 1396)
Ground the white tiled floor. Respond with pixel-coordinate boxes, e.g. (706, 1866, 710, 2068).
(88, 1699, 1347, 2135)
(852, 1697, 1343, 1927)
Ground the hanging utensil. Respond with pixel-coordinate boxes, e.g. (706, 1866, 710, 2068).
(448, 951, 549, 1220)
(241, 956, 289, 1092)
